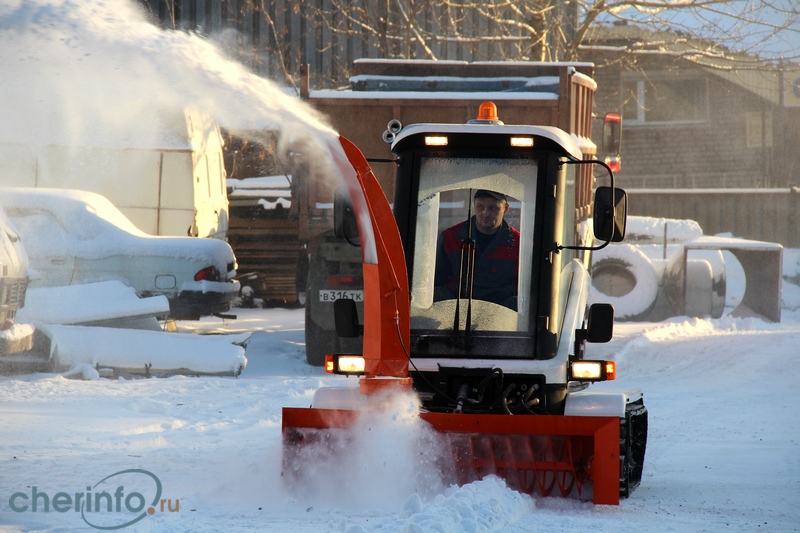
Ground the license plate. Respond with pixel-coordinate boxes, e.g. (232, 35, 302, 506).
(318, 290, 364, 302)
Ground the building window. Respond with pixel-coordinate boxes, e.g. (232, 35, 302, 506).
(622, 76, 708, 124)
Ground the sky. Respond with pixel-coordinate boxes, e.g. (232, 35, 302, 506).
(603, 0, 800, 63)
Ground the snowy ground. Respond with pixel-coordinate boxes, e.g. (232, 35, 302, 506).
(1, 265, 799, 532)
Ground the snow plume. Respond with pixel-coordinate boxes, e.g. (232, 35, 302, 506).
(0, 0, 338, 177)
(284, 392, 453, 511)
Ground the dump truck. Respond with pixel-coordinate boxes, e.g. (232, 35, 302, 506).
(282, 103, 647, 504)
(293, 59, 610, 365)
(0, 204, 34, 357)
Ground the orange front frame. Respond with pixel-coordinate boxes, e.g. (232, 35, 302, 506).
(420, 411, 620, 505)
(282, 407, 621, 505)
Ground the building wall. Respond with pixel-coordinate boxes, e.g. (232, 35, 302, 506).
(585, 52, 798, 189)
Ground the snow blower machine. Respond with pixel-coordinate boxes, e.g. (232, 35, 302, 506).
(282, 103, 647, 504)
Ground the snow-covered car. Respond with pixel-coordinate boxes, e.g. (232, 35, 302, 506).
(0, 204, 34, 355)
(0, 188, 240, 320)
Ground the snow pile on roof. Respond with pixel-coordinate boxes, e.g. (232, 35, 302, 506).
(228, 176, 292, 209)
(625, 215, 704, 244)
(257, 197, 291, 210)
(228, 175, 292, 195)
(311, 88, 560, 101)
(349, 74, 561, 94)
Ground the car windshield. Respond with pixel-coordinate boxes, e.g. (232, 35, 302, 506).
(409, 156, 537, 334)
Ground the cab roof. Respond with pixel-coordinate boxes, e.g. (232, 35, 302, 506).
(391, 123, 584, 160)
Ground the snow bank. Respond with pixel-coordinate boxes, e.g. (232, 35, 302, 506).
(41, 324, 247, 376)
(1, 304, 800, 531)
(366, 477, 534, 533)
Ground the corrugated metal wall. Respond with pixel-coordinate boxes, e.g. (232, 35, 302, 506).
(140, 0, 359, 85)
(138, 0, 559, 88)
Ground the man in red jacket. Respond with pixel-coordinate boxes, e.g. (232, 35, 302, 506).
(434, 189, 520, 310)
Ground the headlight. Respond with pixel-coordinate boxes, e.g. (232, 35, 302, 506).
(570, 360, 616, 381)
(325, 354, 365, 375)
(510, 137, 534, 147)
(424, 136, 448, 146)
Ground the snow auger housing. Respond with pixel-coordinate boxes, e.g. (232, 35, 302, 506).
(282, 103, 647, 504)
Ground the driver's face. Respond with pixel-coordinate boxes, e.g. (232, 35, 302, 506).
(473, 197, 508, 235)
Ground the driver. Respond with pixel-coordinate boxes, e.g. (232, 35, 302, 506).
(434, 189, 520, 310)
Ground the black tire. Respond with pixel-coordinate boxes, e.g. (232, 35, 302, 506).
(304, 303, 336, 366)
(619, 399, 648, 498)
(591, 244, 659, 321)
(295, 250, 309, 308)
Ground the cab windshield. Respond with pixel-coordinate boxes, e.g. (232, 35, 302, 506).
(409, 156, 538, 335)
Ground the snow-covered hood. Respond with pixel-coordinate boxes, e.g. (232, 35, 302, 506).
(0, 188, 236, 271)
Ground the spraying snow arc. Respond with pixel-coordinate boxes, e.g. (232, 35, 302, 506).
(0, 0, 337, 176)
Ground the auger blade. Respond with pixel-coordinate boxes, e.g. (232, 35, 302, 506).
(282, 407, 621, 505)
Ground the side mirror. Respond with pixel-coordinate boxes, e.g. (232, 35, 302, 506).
(593, 186, 627, 243)
(586, 303, 614, 343)
(602, 112, 621, 157)
(334, 298, 362, 338)
(333, 187, 359, 243)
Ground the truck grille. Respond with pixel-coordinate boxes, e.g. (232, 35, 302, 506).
(0, 277, 28, 310)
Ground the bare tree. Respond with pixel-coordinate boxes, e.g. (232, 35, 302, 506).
(138, 0, 798, 86)
(307, 0, 799, 67)
(575, 1, 800, 69)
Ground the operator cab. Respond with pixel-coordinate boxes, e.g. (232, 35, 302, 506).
(391, 119, 587, 362)
(331, 103, 625, 414)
